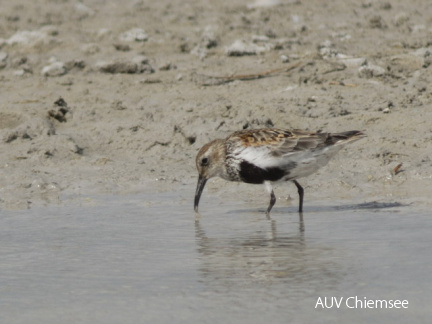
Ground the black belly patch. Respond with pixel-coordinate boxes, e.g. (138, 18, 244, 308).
(239, 160, 287, 184)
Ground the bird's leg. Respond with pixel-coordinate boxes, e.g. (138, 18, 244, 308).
(266, 189, 276, 216)
(292, 180, 304, 213)
(264, 181, 276, 216)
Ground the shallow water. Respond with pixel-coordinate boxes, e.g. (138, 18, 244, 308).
(1, 191, 430, 323)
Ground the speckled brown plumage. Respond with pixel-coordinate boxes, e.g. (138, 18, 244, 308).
(194, 128, 365, 215)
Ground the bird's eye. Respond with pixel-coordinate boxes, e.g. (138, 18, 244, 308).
(201, 157, 209, 166)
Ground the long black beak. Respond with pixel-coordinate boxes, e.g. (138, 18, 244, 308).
(194, 175, 207, 212)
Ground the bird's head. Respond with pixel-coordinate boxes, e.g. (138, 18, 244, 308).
(194, 139, 225, 212)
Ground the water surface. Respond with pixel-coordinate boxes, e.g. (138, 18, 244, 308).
(1, 192, 430, 323)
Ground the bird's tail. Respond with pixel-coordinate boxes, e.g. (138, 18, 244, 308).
(328, 130, 366, 145)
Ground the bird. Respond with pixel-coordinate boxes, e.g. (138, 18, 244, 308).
(194, 128, 365, 215)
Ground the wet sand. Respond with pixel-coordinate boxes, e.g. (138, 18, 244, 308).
(1, 0, 432, 209)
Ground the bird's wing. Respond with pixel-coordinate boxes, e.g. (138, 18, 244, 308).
(226, 128, 329, 169)
(228, 128, 328, 155)
(226, 128, 365, 171)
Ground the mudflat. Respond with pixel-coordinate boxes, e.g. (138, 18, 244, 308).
(1, 0, 431, 210)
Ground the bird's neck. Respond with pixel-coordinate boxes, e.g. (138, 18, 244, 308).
(211, 139, 230, 180)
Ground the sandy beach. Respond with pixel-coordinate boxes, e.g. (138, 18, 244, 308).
(1, 0, 432, 210)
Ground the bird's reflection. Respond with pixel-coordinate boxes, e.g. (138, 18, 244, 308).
(194, 213, 346, 294)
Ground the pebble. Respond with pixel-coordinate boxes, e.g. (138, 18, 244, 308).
(113, 43, 131, 52)
(358, 64, 386, 78)
(380, 2, 392, 10)
(119, 28, 148, 42)
(279, 85, 298, 93)
(390, 54, 424, 72)
(80, 43, 100, 55)
(411, 25, 426, 33)
(96, 28, 111, 39)
(338, 57, 367, 68)
(64, 59, 85, 71)
(7, 26, 58, 46)
(369, 15, 387, 29)
(412, 48, 431, 66)
(225, 40, 271, 56)
(318, 40, 339, 59)
(111, 100, 127, 111)
(13, 65, 32, 76)
(41, 61, 67, 77)
(252, 35, 270, 43)
(132, 55, 154, 72)
(158, 62, 176, 71)
(97, 61, 136, 74)
(74, 2, 95, 18)
(394, 12, 409, 26)
(96, 56, 153, 74)
(13, 69, 26, 76)
(139, 78, 162, 84)
(280, 55, 290, 63)
(190, 46, 207, 59)
(331, 32, 351, 41)
(190, 26, 218, 59)
(201, 26, 218, 49)
(247, 0, 281, 9)
(7, 30, 47, 45)
(11, 56, 27, 67)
